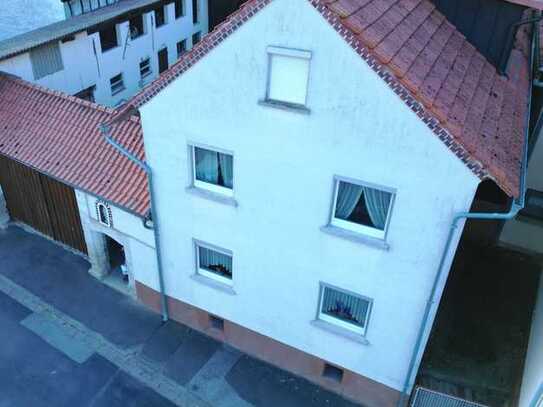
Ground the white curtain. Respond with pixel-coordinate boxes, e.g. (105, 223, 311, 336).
(218, 153, 233, 189)
(322, 288, 368, 327)
(195, 148, 218, 184)
(363, 188, 392, 230)
(199, 247, 232, 274)
(335, 182, 363, 219)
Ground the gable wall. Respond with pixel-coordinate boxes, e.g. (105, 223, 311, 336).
(139, 0, 480, 392)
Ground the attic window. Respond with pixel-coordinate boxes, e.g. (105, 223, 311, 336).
(265, 46, 311, 109)
(96, 201, 112, 227)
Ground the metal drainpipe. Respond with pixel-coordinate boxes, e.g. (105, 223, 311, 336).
(398, 18, 536, 407)
(100, 124, 169, 322)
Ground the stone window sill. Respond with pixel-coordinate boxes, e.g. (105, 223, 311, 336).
(258, 99, 310, 115)
(185, 186, 238, 207)
(191, 274, 236, 295)
(311, 319, 370, 345)
(320, 225, 390, 251)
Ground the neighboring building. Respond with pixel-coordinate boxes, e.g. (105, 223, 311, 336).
(101, 0, 532, 405)
(0, 0, 208, 106)
(0, 72, 154, 295)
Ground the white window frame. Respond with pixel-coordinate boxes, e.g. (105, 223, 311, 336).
(330, 176, 395, 240)
(194, 240, 233, 286)
(96, 201, 112, 227)
(317, 283, 372, 337)
(265, 46, 312, 107)
(139, 57, 152, 79)
(191, 145, 234, 197)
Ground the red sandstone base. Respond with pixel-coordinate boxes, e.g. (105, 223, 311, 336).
(136, 281, 400, 407)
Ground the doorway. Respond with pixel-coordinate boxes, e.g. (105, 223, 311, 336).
(106, 235, 128, 286)
(158, 48, 168, 74)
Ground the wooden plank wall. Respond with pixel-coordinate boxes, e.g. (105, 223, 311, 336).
(0, 156, 88, 254)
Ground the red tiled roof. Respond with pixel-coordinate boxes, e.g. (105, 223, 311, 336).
(0, 72, 150, 217)
(114, 0, 532, 198)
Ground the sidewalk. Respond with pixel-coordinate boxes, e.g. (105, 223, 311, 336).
(0, 225, 360, 407)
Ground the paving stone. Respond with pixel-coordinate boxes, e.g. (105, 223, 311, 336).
(142, 320, 192, 363)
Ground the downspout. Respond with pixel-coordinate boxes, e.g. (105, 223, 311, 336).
(100, 124, 169, 322)
(398, 18, 536, 407)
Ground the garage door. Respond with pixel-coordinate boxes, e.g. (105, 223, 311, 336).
(0, 156, 87, 254)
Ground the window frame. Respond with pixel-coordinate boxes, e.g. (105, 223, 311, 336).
(317, 283, 373, 337)
(192, 32, 201, 47)
(329, 176, 395, 241)
(139, 57, 152, 79)
(109, 73, 125, 95)
(95, 201, 112, 227)
(265, 46, 312, 109)
(174, 0, 184, 19)
(190, 144, 234, 197)
(129, 14, 145, 40)
(99, 24, 118, 52)
(192, 0, 199, 24)
(154, 5, 167, 27)
(177, 39, 187, 59)
(194, 240, 233, 286)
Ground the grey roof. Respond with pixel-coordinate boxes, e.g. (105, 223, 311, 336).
(0, 0, 162, 60)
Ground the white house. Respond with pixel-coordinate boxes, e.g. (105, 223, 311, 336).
(100, 0, 532, 405)
(0, 0, 208, 106)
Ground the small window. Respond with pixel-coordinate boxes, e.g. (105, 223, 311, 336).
(192, 32, 201, 47)
(192, 0, 199, 23)
(176, 39, 187, 59)
(99, 25, 118, 51)
(192, 146, 233, 195)
(30, 42, 64, 80)
(96, 201, 112, 227)
(196, 243, 233, 285)
(318, 285, 372, 336)
(155, 6, 166, 27)
(110, 73, 125, 95)
(139, 58, 152, 79)
(129, 14, 145, 39)
(266, 46, 311, 107)
(175, 0, 184, 19)
(520, 189, 543, 221)
(331, 179, 393, 240)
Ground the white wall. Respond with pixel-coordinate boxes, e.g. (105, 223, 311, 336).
(139, 0, 479, 391)
(0, 0, 208, 106)
(520, 273, 543, 407)
(75, 190, 159, 291)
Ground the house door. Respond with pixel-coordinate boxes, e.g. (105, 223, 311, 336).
(0, 155, 87, 253)
(158, 48, 168, 74)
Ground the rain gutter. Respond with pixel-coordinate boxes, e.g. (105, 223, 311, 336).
(398, 17, 536, 407)
(100, 123, 169, 322)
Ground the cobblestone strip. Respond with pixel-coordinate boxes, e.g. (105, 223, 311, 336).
(0, 274, 211, 407)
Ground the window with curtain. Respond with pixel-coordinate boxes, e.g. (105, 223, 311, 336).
(332, 179, 393, 239)
(193, 146, 234, 195)
(197, 244, 233, 284)
(318, 285, 371, 335)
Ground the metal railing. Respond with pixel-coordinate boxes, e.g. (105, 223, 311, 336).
(410, 387, 488, 407)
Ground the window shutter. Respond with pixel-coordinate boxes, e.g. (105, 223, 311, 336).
(30, 42, 64, 80)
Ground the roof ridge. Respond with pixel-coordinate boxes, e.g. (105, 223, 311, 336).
(0, 71, 116, 115)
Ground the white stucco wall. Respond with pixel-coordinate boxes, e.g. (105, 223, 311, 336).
(75, 190, 159, 291)
(139, 0, 480, 391)
(0, 0, 208, 106)
(520, 273, 543, 407)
